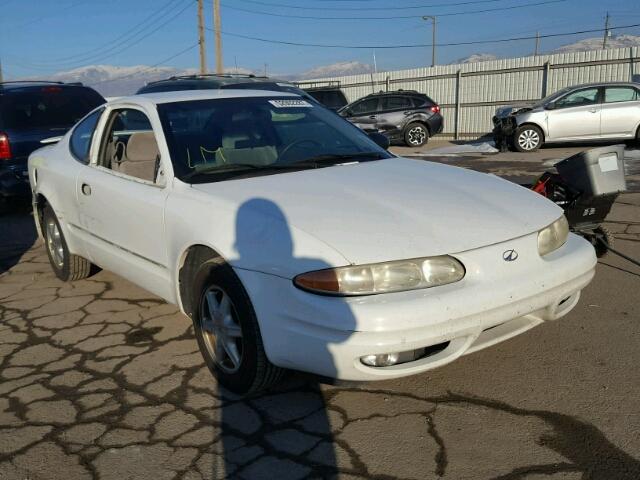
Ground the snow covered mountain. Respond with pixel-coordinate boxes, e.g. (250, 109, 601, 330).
(43, 64, 255, 97)
(552, 34, 640, 53)
(29, 34, 640, 96)
(295, 61, 374, 80)
(451, 53, 499, 64)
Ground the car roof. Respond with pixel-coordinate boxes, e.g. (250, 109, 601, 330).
(141, 74, 295, 89)
(117, 88, 300, 107)
(0, 81, 87, 92)
(568, 81, 640, 89)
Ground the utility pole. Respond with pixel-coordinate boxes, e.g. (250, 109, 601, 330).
(603, 11, 610, 49)
(197, 0, 207, 74)
(422, 16, 436, 67)
(534, 31, 540, 56)
(213, 0, 223, 74)
(0, 58, 3, 84)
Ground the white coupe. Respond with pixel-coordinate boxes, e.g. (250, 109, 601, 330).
(28, 90, 597, 394)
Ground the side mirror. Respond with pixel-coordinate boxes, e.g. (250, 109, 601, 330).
(544, 102, 556, 110)
(368, 132, 390, 150)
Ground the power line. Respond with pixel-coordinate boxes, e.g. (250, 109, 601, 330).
(16, 0, 93, 29)
(234, 0, 509, 10)
(221, 0, 566, 20)
(206, 22, 640, 49)
(20, 0, 195, 69)
(52, 0, 186, 63)
(89, 43, 199, 87)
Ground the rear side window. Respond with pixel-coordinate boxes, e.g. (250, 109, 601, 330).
(70, 108, 103, 164)
(604, 87, 638, 103)
(381, 96, 412, 110)
(1, 87, 105, 130)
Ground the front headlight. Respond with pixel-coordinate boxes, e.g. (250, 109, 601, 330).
(293, 256, 465, 296)
(538, 215, 569, 256)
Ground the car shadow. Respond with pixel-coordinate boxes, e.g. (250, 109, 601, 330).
(0, 199, 38, 275)
(211, 197, 357, 478)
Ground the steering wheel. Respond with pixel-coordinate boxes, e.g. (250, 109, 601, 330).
(278, 139, 322, 162)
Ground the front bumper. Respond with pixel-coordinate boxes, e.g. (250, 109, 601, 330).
(235, 233, 596, 381)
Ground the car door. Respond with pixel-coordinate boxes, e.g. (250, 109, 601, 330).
(75, 105, 173, 300)
(600, 86, 640, 138)
(546, 87, 602, 141)
(343, 97, 380, 132)
(377, 96, 414, 135)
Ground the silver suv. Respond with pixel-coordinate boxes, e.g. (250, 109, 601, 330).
(494, 82, 640, 152)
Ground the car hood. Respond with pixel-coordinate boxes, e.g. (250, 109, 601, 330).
(494, 105, 537, 119)
(191, 158, 562, 265)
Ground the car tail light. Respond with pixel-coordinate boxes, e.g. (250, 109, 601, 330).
(41, 86, 62, 93)
(430, 105, 440, 114)
(0, 132, 11, 160)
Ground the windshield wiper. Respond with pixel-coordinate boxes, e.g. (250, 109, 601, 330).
(290, 151, 386, 166)
(181, 162, 316, 182)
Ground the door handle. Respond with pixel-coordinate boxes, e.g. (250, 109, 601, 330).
(588, 108, 598, 113)
(81, 183, 92, 196)
(403, 111, 413, 115)
(369, 115, 377, 119)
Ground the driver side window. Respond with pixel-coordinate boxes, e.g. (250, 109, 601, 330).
(555, 88, 599, 109)
(98, 109, 162, 184)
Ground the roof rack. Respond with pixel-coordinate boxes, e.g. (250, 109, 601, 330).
(144, 73, 269, 86)
(294, 80, 341, 90)
(0, 80, 65, 86)
(366, 89, 420, 96)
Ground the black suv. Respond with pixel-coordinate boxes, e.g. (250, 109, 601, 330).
(297, 82, 348, 111)
(137, 73, 317, 102)
(339, 90, 443, 147)
(0, 81, 105, 201)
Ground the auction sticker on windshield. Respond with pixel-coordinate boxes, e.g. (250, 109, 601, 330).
(269, 99, 313, 108)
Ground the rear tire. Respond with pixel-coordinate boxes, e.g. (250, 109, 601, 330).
(514, 125, 543, 152)
(42, 205, 92, 281)
(191, 259, 285, 395)
(404, 122, 429, 147)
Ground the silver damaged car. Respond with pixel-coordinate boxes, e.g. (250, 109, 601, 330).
(493, 82, 640, 152)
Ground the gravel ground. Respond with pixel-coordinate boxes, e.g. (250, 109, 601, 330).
(1, 144, 639, 480)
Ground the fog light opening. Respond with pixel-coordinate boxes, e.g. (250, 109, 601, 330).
(361, 352, 400, 367)
(360, 342, 451, 368)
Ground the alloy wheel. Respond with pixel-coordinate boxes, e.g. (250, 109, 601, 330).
(517, 129, 540, 151)
(199, 286, 244, 374)
(408, 126, 427, 146)
(45, 218, 64, 268)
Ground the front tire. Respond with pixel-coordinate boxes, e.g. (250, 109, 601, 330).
(404, 122, 429, 147)
(514, 125, 543, 152)
(42, 205, 92, 281)
(191, 260, 284, 395)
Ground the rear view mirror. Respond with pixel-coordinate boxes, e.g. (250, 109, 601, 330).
(368, 132, 390, 150)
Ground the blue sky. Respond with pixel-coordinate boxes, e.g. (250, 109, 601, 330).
(2, 0, 639, 78)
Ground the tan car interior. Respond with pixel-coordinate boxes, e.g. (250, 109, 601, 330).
(111, 132, 160, 182)
(101, 109, 161, 183)
(184, 111, 278, 169)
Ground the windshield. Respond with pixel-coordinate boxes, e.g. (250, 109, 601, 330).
(158, 96, 391, 183)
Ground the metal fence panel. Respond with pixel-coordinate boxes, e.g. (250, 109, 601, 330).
(299, 46, 640, 139)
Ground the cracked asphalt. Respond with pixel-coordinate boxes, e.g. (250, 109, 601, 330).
(1, 146, 640, 479)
